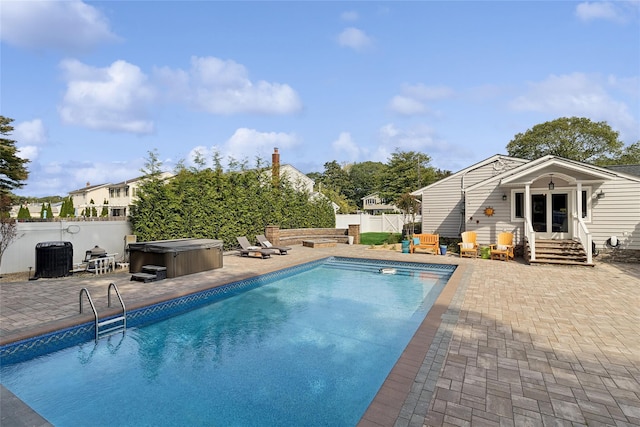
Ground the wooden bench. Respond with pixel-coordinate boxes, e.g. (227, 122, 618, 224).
(410, 234, 439, 255)
(302, 239, 337, 248)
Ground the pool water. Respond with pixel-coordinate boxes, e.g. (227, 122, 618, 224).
(1, 259, 452, 426)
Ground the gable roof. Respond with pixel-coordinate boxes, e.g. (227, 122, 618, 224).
(410, 154, 528, 196)
(466, 155, 640, 192)
(68, 182, 111, 194)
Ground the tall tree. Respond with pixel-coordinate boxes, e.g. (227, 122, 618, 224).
(506, 117, 624, 164)
(378, 150, 435, 203)
(610, 141, 640, 165)
(318, 160, 351, 193)
(348, 161, 386, 208)
(0, 116, 29, 202)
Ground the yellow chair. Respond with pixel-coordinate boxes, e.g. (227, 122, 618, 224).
(458, 231, 479, 258)
(490, 232, 514, 261)
(410, 234, 439, 255)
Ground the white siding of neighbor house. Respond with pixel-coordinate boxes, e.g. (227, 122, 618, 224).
(70, 186, 110, 215)
(420, 156, 526, 238)
(279, 164, 314, 193)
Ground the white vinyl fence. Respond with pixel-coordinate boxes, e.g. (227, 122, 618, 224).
(1, 220, 132, 274)
(335, 213, 420, 234)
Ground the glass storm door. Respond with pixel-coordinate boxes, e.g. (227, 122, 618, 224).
(532, 194, 547, 233)
(550, 193, 569, 238)
(531, 192, 570, 239)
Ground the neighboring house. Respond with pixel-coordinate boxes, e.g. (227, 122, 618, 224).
(69, 172, 175, 218)
(278, 164, 315, 194)
(268, 147, 336, 213)
(412, 154, 640, 264)
(10, 202, 61, 218)
(69, 182, 111, 216)
(107, 172, 173, 217)
(361, 193, 400, 215)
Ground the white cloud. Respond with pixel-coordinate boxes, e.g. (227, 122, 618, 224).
(377, 123, 441, 154)
(155, 56, 302, 115)
(215, 128, 299, 164)
(13, 119, 47, 162)
(332, 132, 364, 161)
(510, 72, 638, 142)
(17, 145, 39, 162)
(388, 84, 454, 116)
(0, 0, 119, 52)
(575, 1, 632, 23)
(337, 27, 373, 51)
(389, 96, 428, 115)
(14, 119, 47, 145)
(58, 59, 156, 134)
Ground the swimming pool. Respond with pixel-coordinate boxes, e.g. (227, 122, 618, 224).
(1, 257, 455, 426)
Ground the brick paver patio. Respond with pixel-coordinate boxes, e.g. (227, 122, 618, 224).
(1, 244, 639, 426)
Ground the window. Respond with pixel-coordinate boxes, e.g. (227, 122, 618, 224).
(514, 192, 524, 218)
(581, 190, 587, 218)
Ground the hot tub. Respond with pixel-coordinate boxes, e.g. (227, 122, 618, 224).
(128, 239, 223, 278)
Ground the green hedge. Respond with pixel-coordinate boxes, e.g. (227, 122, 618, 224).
(130, 164, 335, 250)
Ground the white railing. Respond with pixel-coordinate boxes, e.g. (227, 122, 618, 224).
(574, 215, 592, 264)
(525, 217, 536, 261)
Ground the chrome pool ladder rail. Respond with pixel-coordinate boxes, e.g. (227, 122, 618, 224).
(79, 283, 127, 342)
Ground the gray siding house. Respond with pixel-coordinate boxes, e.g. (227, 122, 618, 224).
(412, 154, 640, 264)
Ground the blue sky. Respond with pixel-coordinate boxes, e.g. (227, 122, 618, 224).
(2, 1, 639, 197)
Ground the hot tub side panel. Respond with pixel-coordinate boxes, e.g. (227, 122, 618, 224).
(129, 240, 223, 278)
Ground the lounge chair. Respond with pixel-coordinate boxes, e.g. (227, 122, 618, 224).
(458, 231, 479, 258)
(256, 235, 291, 255)
(236, 236, 277, 259)
(490, 232, 514, 261)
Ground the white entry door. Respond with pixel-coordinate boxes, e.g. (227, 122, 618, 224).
(531, 192, 570, 239)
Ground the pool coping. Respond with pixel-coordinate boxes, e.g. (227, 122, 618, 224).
(1, 255, 463, 427)
(358, 259, 468, 427)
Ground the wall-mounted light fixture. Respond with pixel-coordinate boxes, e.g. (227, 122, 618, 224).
(502, 194, 507, 201)
(596, 190, 605, 199)
(548, 174, 555, 190)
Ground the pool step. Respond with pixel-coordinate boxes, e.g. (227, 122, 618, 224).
(97, 315, 126, 339)
(324, 260, 450, 279)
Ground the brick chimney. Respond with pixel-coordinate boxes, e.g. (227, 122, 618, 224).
(272, 147, 280, 186)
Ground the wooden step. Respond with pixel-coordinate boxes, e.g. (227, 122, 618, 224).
(525, 239, 591, 267)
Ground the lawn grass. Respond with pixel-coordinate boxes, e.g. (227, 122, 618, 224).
(360, 232, 403, 246)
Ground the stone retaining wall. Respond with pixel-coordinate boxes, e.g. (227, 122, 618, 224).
(597, 249, 640, 264)
(265, 225, 360, 246)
